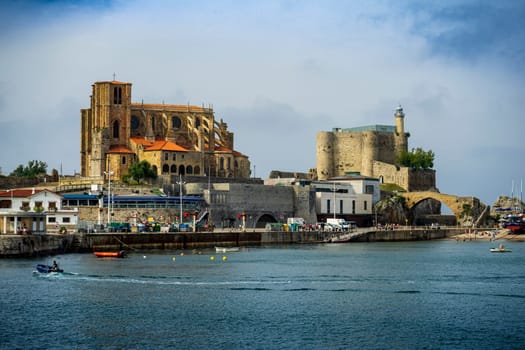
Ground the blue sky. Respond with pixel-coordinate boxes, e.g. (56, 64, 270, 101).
(0, 0, 524, 206)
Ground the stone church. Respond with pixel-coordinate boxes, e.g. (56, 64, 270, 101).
(316, 106, 436, 191)
(80, 80, 251, 181)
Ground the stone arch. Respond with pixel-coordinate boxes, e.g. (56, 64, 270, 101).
(255, 213, 277, 228)
(399, 191, 488, 226)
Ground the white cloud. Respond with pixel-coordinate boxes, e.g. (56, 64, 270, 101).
(0, 0, 523, 205)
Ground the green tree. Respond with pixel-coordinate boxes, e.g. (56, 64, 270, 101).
(397, 148, 434, 170)
(127, 160, 157, 183)
(9, 160, 48, 177)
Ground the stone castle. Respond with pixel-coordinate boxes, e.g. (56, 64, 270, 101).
(315, 106, 436, 191)
(80, 80, 251, 181)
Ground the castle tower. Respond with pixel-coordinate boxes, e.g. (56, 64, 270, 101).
(316, 131, 334, 180)
(394, 105, 408, 160)
(361, 131, 378, 177)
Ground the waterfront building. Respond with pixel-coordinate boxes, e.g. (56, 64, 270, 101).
(80, 80, 251, 181)
(0, 189, 78, 234)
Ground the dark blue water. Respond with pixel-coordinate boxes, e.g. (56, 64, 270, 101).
(1, 241, 524, 350)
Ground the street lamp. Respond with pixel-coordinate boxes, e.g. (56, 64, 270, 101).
(176, 174, 185, 228)
(104, 170, 114, 227)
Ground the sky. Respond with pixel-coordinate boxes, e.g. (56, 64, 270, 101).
(0, 0, 524, 207)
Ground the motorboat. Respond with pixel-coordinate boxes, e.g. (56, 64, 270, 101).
(215, 246, 240, 253)
(93, 250, 126, 258)
(490, 244, 512, 253)
(35, 264, 64, 273)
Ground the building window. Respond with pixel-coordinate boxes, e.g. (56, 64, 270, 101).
(327, 199, 331, 214)
(340, 200, 343, 215)
(48, 217, 56, 223)
(164, 152, 168, 161)
(186, 165, 193, 175)
(194, 166, 200, 175)
(365, 185, 374, 194)
(195, 117, 201, 129)
(178, 164, 185, 175)
(352, 200, 356, 214)
(220, 157, 224, 170)
(364, 201, 368, 211)
(227, 158, 231, 170)
(113, 87, 122, 104)
(162, 164, 169, 173)
(113, 120, 120, 138)
(172, 154, 176, 161)
(171, 165, 177, 173)
(62, 217, 71, 223)
(172, 116, 181, 129)
(49, 202, 57, 210)
(122, 156, 126, 165)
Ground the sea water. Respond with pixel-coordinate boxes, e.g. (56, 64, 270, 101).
(1, 241, 524, 350)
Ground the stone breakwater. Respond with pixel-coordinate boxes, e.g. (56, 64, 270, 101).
(0, 228, 478, 257)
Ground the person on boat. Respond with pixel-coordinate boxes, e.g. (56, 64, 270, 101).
(51, 260, 59, 272)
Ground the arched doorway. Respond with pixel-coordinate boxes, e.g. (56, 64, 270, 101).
(256, 214, 277, 229)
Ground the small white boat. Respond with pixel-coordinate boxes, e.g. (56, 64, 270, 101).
(490, 244, 512, 253)
(215, 246, 240, 253)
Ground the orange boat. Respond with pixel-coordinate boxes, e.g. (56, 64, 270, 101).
(93, 250, 126, 258)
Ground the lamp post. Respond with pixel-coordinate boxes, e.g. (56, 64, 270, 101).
(333, 181, 336, 219)
(104, 170, 114, 227)
(176, 174, 185, 228)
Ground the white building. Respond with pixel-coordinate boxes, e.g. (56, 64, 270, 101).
(0, 188, 78, 234)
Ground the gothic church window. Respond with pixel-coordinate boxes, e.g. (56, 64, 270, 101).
(131, 116, 139, 130)
(172, 116, 181, 129)
(113, 120, 119, 138)
(113, 87, 122, 104)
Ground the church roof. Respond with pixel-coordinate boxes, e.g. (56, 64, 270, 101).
(108, 145, 134, 154)
(144, 140, 189, 152)
(130, 103, 211, 113)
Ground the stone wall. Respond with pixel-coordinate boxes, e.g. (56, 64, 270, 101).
(372, 161, 436, 191)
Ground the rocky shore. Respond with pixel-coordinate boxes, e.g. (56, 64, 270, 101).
(447, 229, 525, 242)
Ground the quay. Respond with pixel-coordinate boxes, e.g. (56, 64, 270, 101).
(0, 227, 474, 257)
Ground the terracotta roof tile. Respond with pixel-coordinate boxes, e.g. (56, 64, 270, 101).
(0, 189, 44, 198)
(108, 145, 134, 153)
(130, 137, 154, 147)
(145, 140, 189, 152)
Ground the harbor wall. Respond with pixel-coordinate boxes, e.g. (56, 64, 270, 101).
(0, 228, 469, 257)
(0, 234, 75, 258)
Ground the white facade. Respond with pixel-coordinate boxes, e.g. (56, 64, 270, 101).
(0, 189, 78, 234)
(314, 182, 373, 216)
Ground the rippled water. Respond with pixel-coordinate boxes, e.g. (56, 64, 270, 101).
(1, 241, 524, 349)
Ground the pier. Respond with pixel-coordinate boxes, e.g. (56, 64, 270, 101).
(0, 227, 474, 257)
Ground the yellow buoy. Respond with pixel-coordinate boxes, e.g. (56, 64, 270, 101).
(172, 257, 176, 262)
(222, 256, 227, 261)
(210, 256, 215, 261)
